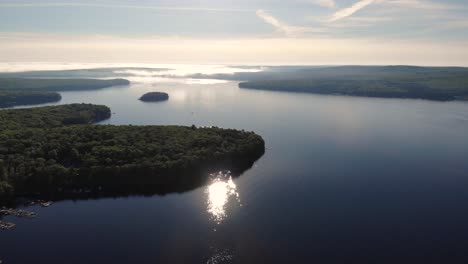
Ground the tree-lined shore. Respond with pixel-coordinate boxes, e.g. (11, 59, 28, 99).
(0, 104, 265, 199)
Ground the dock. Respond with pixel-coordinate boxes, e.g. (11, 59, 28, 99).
(0, 208, 36, 218)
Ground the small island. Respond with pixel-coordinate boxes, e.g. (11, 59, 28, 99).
(139, 92, 169, 102)
(0, 104, 265, 199)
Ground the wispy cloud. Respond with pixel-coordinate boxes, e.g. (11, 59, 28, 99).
(328, 0, 375, 22)
(325, 0, 464, 22)
(256, 9, 319, 37)
(312, 0, 336, 9)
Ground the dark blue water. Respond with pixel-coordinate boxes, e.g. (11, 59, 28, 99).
(2, 79, 468, 263)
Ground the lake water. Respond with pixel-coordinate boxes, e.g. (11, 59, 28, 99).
(2, 69, 468, 263)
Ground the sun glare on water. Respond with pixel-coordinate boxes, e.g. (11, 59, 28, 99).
(206, 171, 240, 225)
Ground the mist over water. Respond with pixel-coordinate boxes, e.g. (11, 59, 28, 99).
(0, 62, 264, 85)
(1, 64, 468, 263)
(0, 62, 263, 75)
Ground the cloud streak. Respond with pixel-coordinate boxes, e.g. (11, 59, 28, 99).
(325, 0, 464, 23)
(329, 0, 375, 22)
(256, 9, 318, 37)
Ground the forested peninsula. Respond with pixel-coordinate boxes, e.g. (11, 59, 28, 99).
(0, 104, 265, 198)
(0, 77, 130, 108)
(0, 91, 61, 108)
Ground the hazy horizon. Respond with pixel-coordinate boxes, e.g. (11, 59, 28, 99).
(1, 0, 468, 66)
(1, 62, 467, 75)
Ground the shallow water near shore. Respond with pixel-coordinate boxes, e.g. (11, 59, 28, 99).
(2, 70, 468, 263)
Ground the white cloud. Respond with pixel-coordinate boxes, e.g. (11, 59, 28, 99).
(329, 0, 375, 22)
(256, 9, 318, 37)
(312, 0, 336, 9)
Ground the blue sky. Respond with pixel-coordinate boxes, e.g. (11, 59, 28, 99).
(1, 0, 468, 65)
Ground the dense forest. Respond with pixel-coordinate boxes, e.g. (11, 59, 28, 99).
(0, 91, 61, 108)
(139, 92, 169, 102)
(0, 104, 265, 198)
(237, 66, 468, 101)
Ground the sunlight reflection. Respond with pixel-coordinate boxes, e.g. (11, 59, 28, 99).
(206, 248, 234, 264)
(184, 78, 228, 85)
(113, 64, 262, 79)
(206, 171, 240, 225)
(169, 89, 188, 103)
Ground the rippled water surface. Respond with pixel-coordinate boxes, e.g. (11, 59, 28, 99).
(2, 66, 468, 263)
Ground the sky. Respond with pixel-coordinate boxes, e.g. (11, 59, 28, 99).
(1, 0, 468, 65)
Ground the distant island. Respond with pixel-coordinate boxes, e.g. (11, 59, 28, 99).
(0, 104, 265, 199)
(0, 78, 130, 92)
(0, 91, 61, 108)
(139, 92, 169, 102)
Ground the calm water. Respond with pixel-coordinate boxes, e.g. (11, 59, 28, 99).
(2, 75, 468, 263)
